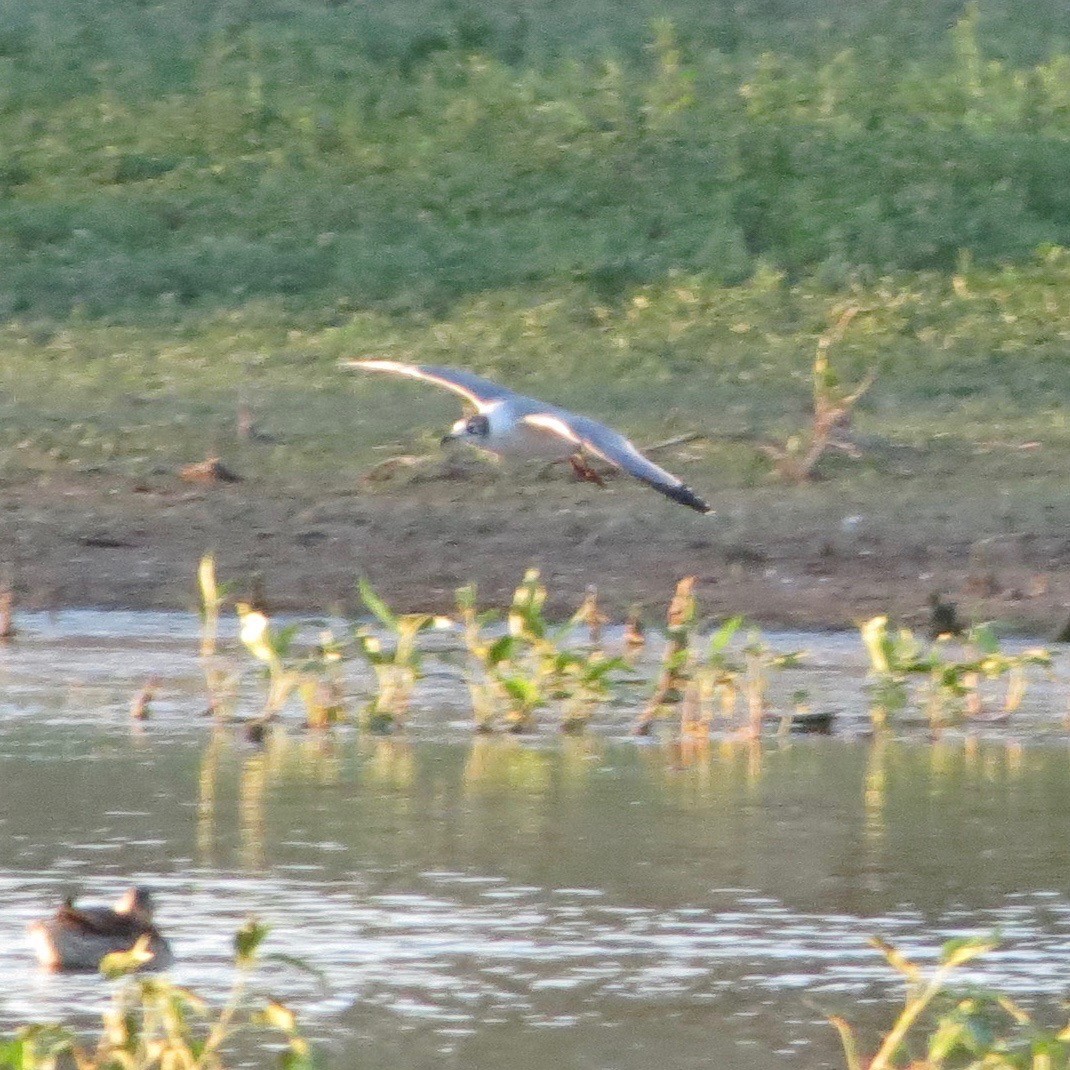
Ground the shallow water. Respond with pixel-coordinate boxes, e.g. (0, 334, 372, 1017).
(0, 613, 1068, 1068)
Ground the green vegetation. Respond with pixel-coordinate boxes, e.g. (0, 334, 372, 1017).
(861, 615, 1051, 729)
(1, 0, 1070, 534)
(0, 921, 317, 1070)
(203, 559, 1065, 736)
(9, 0, 1070, 322)
(636, 579, 803, 735)
(235, 598, 346, 728)
(456, 570, 631, 732)
(352, 578, 432, 730)
(832, 935, 1070, 1070)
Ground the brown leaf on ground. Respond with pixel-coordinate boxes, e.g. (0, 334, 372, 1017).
(179, 457, 243, 485)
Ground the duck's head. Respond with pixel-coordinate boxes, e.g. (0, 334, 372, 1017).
(114, 887, 156, 923)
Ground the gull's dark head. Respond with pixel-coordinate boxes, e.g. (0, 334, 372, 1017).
(441, 413, 490, 446)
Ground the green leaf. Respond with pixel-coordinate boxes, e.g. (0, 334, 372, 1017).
(827, 1016, 864, 1070)
(860, 616, 892, 674)
(235, 917, 270, 967)
(927, 1015, 973, 1060)
(486, 634, 517, 667)
(708, 615, 743, 655)
(359, 578, 398, 631)
(100, 934, 156, 978)
(258, 999, 299, 1035)
(164, 985, 209, 1013)
(584, 656, 629, 680)
(0, 1038, 27, 1070)
(397, 614, 433, 644)
(280, 1046, 320, 1070)
(940, 934, 999, 969)
(274, 623, 301, 658)
(501, 676, 541, 707)
(968, 622, 1000, 656)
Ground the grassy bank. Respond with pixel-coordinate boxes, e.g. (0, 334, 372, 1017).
(2, 261, 1069, 500)
(2, 1, 1070, 620)
(2, 2, 1070, 435)
(7, 2, 1070, 321)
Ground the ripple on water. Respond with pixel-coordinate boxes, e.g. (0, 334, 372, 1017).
(2, 873, 1069, 1033)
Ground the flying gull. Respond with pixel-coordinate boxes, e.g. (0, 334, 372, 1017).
(343, 359, 711, 513)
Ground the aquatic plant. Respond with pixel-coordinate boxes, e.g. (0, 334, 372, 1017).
(962, 624, 1052, 719)
(297, 630, 348, 730)
(455, 582, 519, 731)
(861, 617, 1051, 730)
(548, 647, 631, 733)
(697, 618, 805, 736)
(457, 571, 630, 732)
(129, 677, 157, 721)
(352, 578, 432, 732)
(636, 586, 803, 738)
(860, 616, 930, 728)
(571, 584, 608, 649)
(236, 602, 298, 720)
(830, 934, 1070, 1070)
(0, 920, 317, 1070)
(197, 554, 236, 717)
(236, 604, 346, 729)
(635, 577, 698, 734)
(197, 554, 227, 662)
(740, 631, 806, 733)
(622, 603, 646, 661)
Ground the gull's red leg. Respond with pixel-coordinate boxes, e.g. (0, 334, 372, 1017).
(569, 454, 608, 487)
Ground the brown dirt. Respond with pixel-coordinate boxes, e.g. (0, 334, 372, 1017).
(2, 470, 1069, 636)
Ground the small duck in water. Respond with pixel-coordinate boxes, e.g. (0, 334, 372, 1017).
(28, 887, 172, 972)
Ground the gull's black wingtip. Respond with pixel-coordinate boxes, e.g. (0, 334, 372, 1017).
(664, 483, 713, 514)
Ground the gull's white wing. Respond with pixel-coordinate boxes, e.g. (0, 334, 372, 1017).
(521, 409, 711, 514)
(342, 359, 514, 411)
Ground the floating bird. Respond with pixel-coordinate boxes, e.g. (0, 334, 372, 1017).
(343, 360, 711, 513)
(28, 887, 172, 972)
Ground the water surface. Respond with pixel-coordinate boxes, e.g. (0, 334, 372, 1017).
(0, 613, 1067, 1069)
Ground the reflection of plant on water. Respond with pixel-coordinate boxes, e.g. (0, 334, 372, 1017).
(196, 730, 344, 871)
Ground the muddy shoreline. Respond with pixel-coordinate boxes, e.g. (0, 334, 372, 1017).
(1, 474, 1067, 637)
